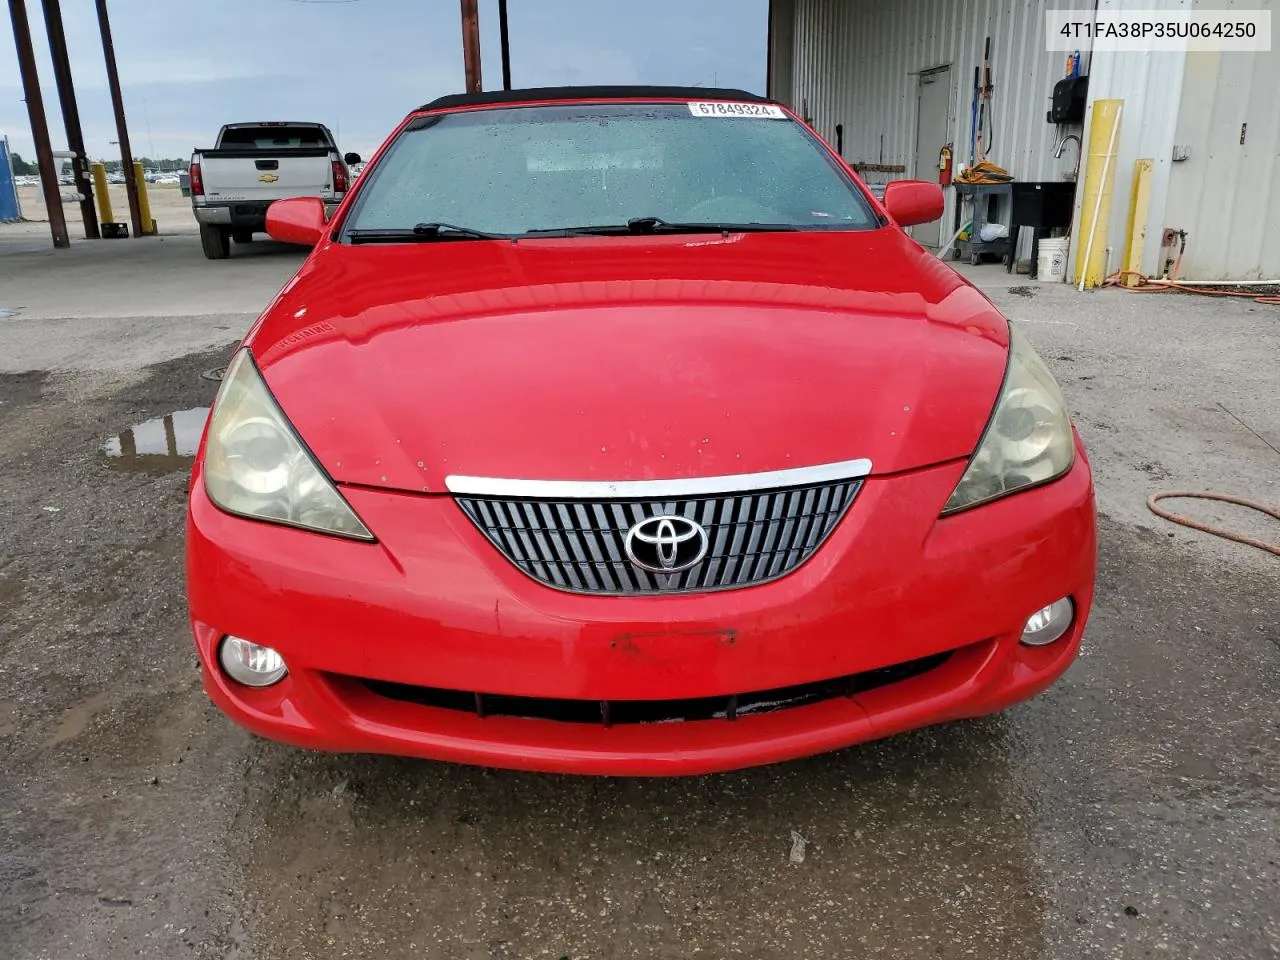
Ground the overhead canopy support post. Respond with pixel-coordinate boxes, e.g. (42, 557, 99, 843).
(42, 0, 99, 239)
(498, 0, 511, 91)
(95, 0, 143, 238)
(8, 0, 70, 248)
(460, 0, 482, 94)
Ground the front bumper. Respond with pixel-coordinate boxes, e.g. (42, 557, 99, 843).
(186, 449, 1096, 775)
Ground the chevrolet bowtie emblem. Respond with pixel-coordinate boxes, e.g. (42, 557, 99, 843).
(258, 173, 279, 183)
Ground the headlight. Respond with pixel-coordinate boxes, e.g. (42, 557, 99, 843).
(942, 327, 1074, 514)
(204, 350, 373, 540)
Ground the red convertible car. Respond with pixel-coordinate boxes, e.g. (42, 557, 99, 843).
(187, 86, 1096, 775)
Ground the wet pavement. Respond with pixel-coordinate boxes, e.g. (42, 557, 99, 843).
(1, 236, 1277, 959)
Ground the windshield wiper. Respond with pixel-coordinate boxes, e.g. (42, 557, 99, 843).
(412, 222, 505, 239)
(346, 222, 506, 244)
(523, 217, 799, 237)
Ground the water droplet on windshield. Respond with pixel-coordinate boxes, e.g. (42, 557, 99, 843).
(102, 408, 209, 475)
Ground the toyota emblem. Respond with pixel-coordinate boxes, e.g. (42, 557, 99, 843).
(624, 515, 709, 574)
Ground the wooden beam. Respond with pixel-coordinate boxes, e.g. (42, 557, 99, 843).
(460, 0, 482, 93)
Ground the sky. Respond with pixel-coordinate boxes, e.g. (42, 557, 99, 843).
(2, 0, 768, 163)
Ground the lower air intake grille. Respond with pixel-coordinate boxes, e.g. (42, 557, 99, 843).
(362, 651, 951, 726)
(454, 479, 861, 595)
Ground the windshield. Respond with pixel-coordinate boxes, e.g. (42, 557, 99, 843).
(341, 103, 879, 237)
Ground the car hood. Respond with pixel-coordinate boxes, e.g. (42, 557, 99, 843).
(247, 229, 1009, 493)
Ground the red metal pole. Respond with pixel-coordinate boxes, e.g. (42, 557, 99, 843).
(8, 0, 70, 248)
(460, 0, 482, 93)
(42, 0, 100, 239)
(94, 0, 143, 237)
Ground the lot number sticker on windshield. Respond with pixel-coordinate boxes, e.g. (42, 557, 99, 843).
(687, 101, 787, 119)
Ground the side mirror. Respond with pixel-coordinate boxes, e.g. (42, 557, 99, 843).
(882, 180, 945, 227)
(343, 152, 362, 166)
(266, 197, 327, 247)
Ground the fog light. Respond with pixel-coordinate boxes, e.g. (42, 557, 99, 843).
(219, 636, 287, 687)
(1020, 597, 1074, 647)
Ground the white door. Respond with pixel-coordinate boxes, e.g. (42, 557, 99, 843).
(912, 66, 951, 248)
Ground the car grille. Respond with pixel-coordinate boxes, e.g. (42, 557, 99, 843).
(361, 651, 951, 726)
(454, 479, 861, 595)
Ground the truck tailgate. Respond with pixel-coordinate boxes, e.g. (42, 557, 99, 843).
(197, 148, 335, 202)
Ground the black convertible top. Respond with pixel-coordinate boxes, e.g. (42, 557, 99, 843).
(417, 85, 770, 112)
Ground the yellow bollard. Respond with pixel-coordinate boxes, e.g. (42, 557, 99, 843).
(1121, 159, 1154, 287)
(132, 161, 157, 235)
(91, 161, 114, 223)
(1074, 99, 1123, 289)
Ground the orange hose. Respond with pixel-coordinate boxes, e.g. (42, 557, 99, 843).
(1103, 271, 1280, 304)
(1147, 491, 1280, 557)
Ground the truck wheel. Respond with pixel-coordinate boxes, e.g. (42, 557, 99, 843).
(200, 224, 231, 260)
(231, 229, 253, 245)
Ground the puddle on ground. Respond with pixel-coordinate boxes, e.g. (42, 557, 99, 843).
(45, 692, 110, 746)
(103, 407, 209, 474)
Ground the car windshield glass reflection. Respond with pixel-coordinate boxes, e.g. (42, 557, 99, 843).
(341, 103, 878, 238)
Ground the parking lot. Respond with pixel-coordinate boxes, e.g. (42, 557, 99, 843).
(1, 230, 1277, 959)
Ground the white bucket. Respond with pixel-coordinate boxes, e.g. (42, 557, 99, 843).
(1037, 237, 1070, 283)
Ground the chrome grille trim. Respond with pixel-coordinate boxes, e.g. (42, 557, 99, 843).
(444, 456, 873, 499)
(455, 476, 863, 595)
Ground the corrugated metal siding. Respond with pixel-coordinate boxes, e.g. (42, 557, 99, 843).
(779, 0, 1095, 250)
(1163, 0, 1279, 280)
(1074, 0, 1188, 281)
(767, 0, 796, 103)
(774, 0, 1278, 281)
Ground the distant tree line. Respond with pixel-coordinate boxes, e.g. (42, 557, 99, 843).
(9, 153, 189, 175)
(8, 153, 38, 175)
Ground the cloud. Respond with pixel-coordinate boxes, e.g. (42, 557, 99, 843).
(1, 0, 766, 160)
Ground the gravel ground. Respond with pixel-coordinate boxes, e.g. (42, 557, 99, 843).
(1, 233, 1276, 959)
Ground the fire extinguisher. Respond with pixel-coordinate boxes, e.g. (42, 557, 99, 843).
(938, 143, 954, 187)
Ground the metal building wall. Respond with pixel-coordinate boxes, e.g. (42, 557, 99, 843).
(767, 0, 797, 103)
(1162, 0, 1279, 280)
(1072, 0, 1187, 282)
(777, 0, 1095, 246)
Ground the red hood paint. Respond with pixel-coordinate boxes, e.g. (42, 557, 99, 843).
(246, 229, 1009, 493)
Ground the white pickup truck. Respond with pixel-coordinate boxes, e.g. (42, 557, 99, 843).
(189, 122, 360, 259)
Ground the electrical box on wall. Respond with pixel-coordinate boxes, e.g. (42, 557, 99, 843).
(1047, 76, 1088, 124)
